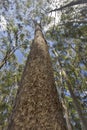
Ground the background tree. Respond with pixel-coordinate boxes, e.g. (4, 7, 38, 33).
(46, 0, 87, 129)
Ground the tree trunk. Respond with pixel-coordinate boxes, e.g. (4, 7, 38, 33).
(52, 50, 87, 130)
(61, 68, 87, 130)
(67, 81, 87, 130)
(62, 99, 73, 130)
(7, 23, 67, 130)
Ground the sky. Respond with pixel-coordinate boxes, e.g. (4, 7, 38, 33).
(0, 0, 61, 64)
(0, 0, 77, 65)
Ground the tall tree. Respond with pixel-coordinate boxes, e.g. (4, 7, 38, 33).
(7, 22, 67, 130)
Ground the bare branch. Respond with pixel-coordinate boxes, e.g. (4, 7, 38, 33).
(59, 20, 87, 26)
(0, 44, 28, 69)
(49, 0, 87, 13)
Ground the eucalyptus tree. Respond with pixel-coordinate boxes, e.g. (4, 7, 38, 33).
(0, 0, 87, 130)
(7, 21, 67, 130)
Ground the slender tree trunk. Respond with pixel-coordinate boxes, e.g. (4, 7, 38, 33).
(62, 99, 73, 130)
(53, 50, 87, 130)
(7, 23, 67, 130)
(61, 69, 87, 130)
(61, 67, 87, 130)
(67, 81, 87, 130)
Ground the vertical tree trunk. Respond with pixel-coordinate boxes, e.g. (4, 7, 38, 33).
(60, 66, 87, 130)
(67, 81, 87, 130)
(7, 23, 67, 130)
(50, 49, 87, 130)
(62, 99, 73, 130)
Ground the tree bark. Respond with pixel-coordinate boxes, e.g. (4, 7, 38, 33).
(7, 23, 67, 130)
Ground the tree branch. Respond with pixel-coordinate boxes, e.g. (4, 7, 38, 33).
(0, 44, 27, 69)
(49, 0, 87, 13)
(59, 20, 87, 26)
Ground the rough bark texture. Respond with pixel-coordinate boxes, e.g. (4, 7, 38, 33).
(7, 23, 67, 130)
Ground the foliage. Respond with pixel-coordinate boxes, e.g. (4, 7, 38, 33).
(47, 2, 87, 129)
